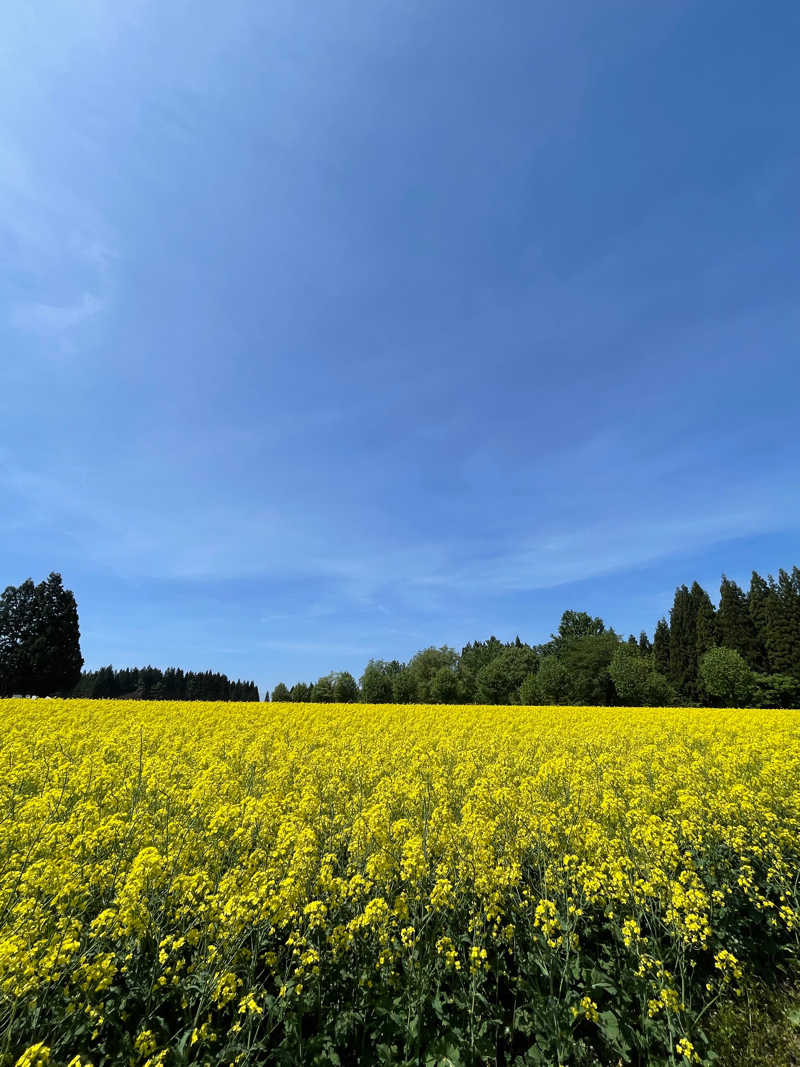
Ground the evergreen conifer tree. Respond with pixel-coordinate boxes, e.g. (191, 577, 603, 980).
(0, 573, 83, 696)
(748, 571, 771, 657)
(694, 585, 719, 665)
(763, 569, 800, 677)
(669, 585, 697, 698)
(653, 619, 670, 675)
(717, 575, 765, 669)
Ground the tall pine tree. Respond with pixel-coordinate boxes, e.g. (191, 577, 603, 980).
(653, 618, 670, 676)
(669, 585, 698, 699)
(0, 573, 83, 696)
(748, 571, 771, 659)
(718, 575, 765, 670)
(763, 569, 800, 677)
(694, 584, 719, 664)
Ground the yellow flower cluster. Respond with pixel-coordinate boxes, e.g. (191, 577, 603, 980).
(0, 698, 799, 1061)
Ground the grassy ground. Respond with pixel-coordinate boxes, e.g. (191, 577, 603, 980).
(707, 975, 800, 1066)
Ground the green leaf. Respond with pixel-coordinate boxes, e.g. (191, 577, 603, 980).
(599, 1010, 631, 1054)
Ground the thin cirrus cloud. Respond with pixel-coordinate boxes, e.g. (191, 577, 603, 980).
(2, 443, 792, 607)
(432, 508, 795, 598)
(11, 291, 105, 336)
(1, 140, 113, 345)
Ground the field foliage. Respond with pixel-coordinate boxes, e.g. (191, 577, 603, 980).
(1, 700, 799, 1066)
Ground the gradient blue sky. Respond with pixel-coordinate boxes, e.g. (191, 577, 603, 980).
(2, 1, 798, 696)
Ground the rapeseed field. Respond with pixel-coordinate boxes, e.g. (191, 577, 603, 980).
(1, 700, 799, 1066)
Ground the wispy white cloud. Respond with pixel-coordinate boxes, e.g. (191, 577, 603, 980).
(2, 441, 797, 615)
(0, 130, 114, 342)
(11, 292, 104, 335)
(425, 508, 788, 596)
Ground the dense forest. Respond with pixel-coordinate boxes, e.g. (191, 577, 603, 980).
(71, 665, 259, 702)
(269, 566, 800, 709)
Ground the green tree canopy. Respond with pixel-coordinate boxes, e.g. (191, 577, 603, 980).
(360, 660, 395, 703)
(609, 644, 651, 705)
(609, 643, 672, 707)
(698, 647, 753, 707)
(406, 647, 459, 703)
(475, 645, 538, 704)
(533, 656, 570, 705)
(429, 665, 461, 704)
(560, 631, 620, 705)
(311, 674, 336, 702)
(333, 671, 360, 703)
(549, 610, 605, 655)
(289, 681, 313, 702)
(749, 672, 800, 709)
(391, 668, 417, 703)
(519, 672, 538, 705)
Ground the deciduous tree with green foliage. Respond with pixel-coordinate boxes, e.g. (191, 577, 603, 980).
(560, 631, 620, 705)
(533, 656, 570, 705)
(475, 645, 538, 704)
(458, 636, 505, 701)
(518, 671, 538, 705)
(405, 646, 459, 703)
(609, 643, 673, 707)
(698, 647, 753, 707)
(392, 668, 417, 704)
(311, 674, 336, 702)
(429, 665, 461, 704)
(333, 671, 359, 703)
(360, 660, 395, 703)
(609, 644, 651, 705)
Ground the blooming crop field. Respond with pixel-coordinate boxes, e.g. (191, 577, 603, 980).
(1, 701, 799, 1067)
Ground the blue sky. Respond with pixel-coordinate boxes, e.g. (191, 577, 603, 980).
(1, 1, 798, 696)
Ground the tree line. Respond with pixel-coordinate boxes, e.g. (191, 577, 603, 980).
(268, 566, 800, 708)
(72, 665, 259, 702)
(2, 565, 799, 707)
